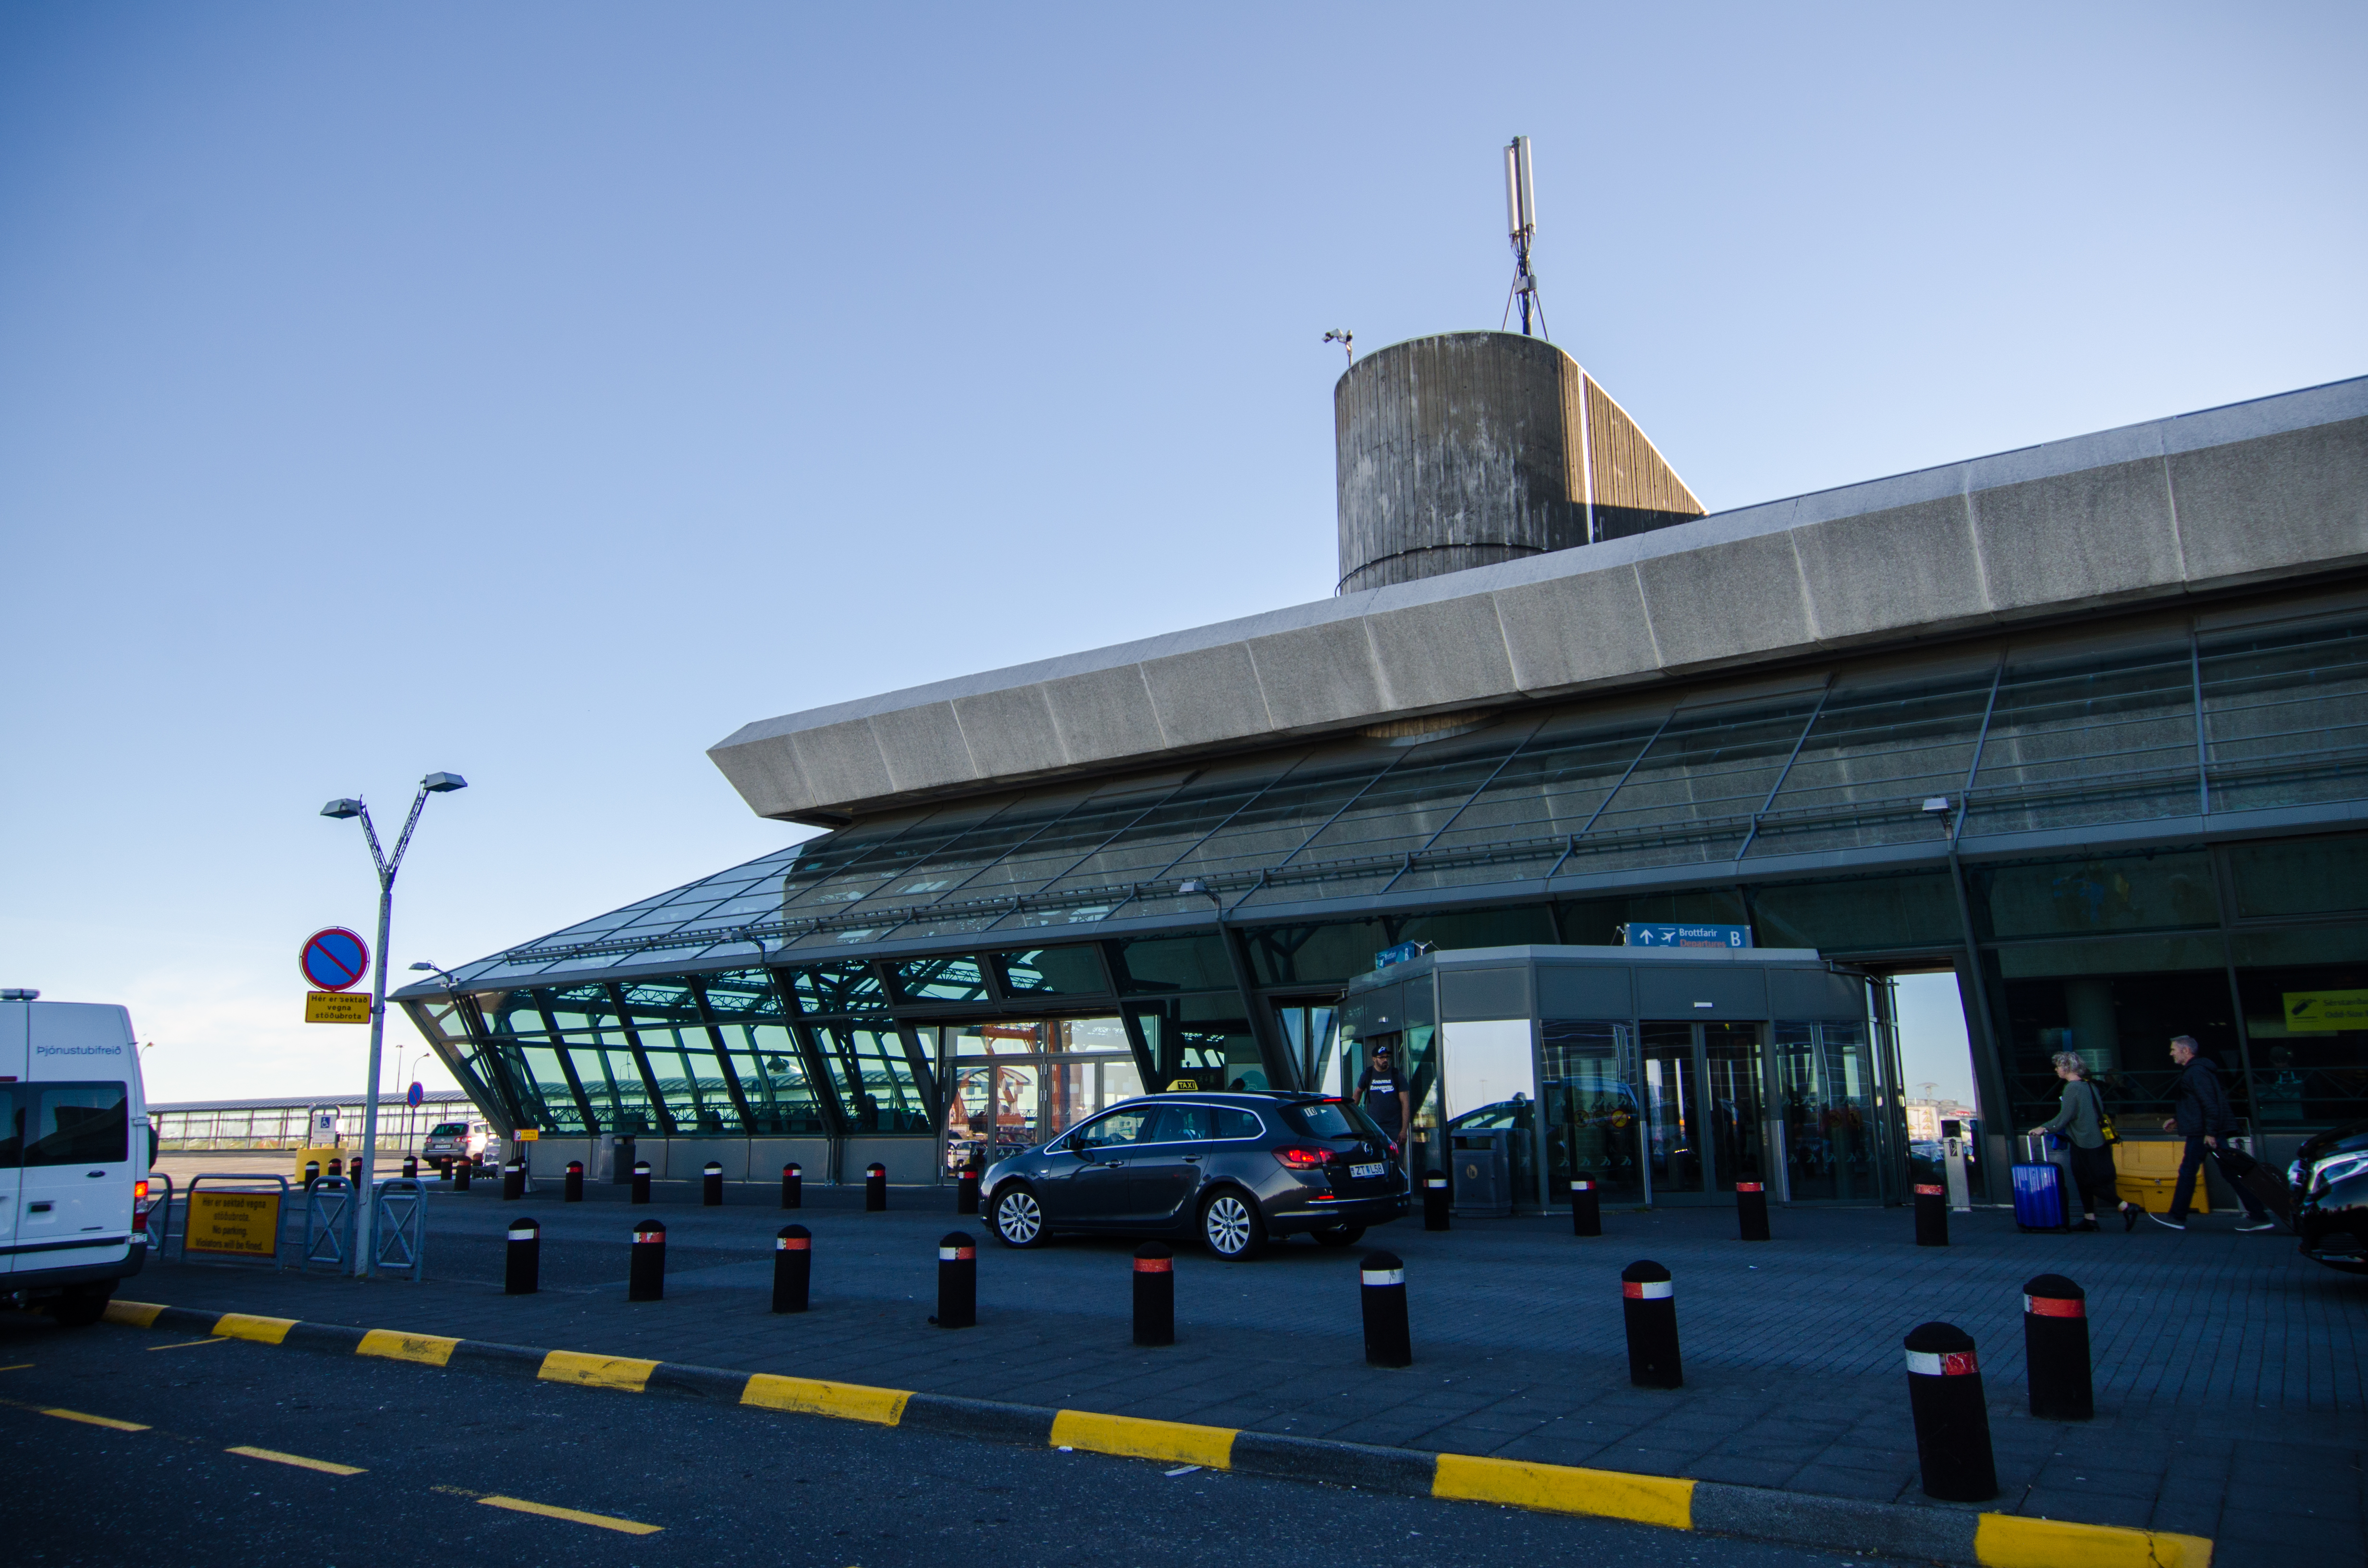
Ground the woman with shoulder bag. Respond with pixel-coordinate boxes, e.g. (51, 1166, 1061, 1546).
(2029, 1052, 2140, 1232)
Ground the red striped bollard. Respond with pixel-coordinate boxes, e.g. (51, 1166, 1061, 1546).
(1914, 1180, 1949, 1246)
(502, 1158, 525, 1200)
(629, 1219, 666, 1302)
(564, 1160, 584, 1202)
(2023, 1274, 2092, 1420)
(1904, 1321, 1997, 1501)
(773, 1224, 810, 1313)
(1569, 1177, 1601, 1237)
(1133, 1242, 1174, 1346)
(932, 1231, 975, 1328)
(866, 1162, 888, 1212)
(957, 1166, 980, 1215)
(703, 1161, 724, 1207)
(1621, 1260, 1682, 1387)
(781, 1162, 802, 1209)
(1735, 1178, 1770, 1241)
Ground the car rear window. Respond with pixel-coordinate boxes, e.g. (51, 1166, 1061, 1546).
(429, 1123, 467, 1137)
(25, 1082, 127, 1165)
(1284, 1100, 1378, 1139)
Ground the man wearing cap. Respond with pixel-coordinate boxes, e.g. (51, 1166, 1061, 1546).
(1356, 1042, 1413, 1171)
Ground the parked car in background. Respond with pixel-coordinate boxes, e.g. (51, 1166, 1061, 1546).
(984, 1091, 1409, 1260)
(420, 1119, 499, 1174)
(2290, 1119, 2368, 1275)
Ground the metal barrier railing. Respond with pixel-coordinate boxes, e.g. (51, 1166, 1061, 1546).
(373, 1178, 427, 1281)
(303, 1177, 357, 1273)
(139, 1172, 174, 1250)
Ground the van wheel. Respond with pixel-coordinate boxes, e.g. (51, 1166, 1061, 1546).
(1200, 1191, 1266, 1261)
(46, 1284, 113, 1328)
(1312, 1224, 1365, 1248)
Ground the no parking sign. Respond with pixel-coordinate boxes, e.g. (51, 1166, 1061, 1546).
(301, 927, 370, 991)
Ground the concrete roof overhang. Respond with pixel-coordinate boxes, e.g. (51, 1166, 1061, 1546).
(711, 377, 2368, 827)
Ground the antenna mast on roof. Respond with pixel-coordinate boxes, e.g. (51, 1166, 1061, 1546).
(1502, 135, 1546, 339)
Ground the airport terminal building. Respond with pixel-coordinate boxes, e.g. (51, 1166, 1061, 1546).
(396, 335, 2368, 1208)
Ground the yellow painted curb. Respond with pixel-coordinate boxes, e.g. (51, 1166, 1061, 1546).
(357, 1329, 460, 1367)
(1049, 1409, 1237, 1469)
(1433, 1452, 1695, 1531)
(102, 1300, 165, 1328)
(211, 1312, 297, 1345)
(1976, 1513, 2213, 1568)
(740, 1372, 909, 1426)
(536, 1350, 660, 1392)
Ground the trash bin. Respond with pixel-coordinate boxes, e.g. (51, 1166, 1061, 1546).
(606, 1134, 637, 1186)
(1450, 1128, 1512, 1217)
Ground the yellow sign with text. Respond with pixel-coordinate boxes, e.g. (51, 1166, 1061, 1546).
(2283, 990, 2368, 1032)
(186, 1190, 282, 1257)
(305, 991, 371, 1024)
(516, 1128, 539, 1141)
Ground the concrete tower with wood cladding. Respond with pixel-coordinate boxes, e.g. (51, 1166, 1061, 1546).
(1334, 331, 1704, 595)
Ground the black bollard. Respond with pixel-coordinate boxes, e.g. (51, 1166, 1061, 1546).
(1621, 1259, 1683, 1388)
(703, 1162, 724, 1207)
(2023, 1274, 2093, 1421)
(402, 1156, 418, 1179)
(328, 1157, 344, 1179)
(773, 1224, 811, 1313)
(564, 1160, 584, 1203)
(503, 1159, 524, 1201)
(1360, 1250, 1412, 1367)
(932, 1231, 976, 1328)
(454, 1160, 471, 1193)
(781, 1163, 802, 1210)
(630, 1160, 651, 1204)
(1735, 1179, 1770, 1241)
(1914, 1181, 1949, 1247)
(628, 1219, 666, 1302)
(1422, 1171, 1450, 1232)
(1570, 1177, 1602, 1237)
(865, 1162, 888, 1212)
(956, 1167, 980, 1216)
(505, 1218, 540, 1295)
(1903, 1321, 1998, 1501)
(304, 1160, 321, 1190)
(1133, 1242, 1175, 1347)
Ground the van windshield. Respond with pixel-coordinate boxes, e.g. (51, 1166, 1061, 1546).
(428, 1123, 467, 1137)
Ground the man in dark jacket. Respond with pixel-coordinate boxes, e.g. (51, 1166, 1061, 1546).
(2152, 1035, 2275, 1232)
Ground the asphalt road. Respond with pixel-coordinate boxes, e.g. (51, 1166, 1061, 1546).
(0, 1309, 1853, 1568)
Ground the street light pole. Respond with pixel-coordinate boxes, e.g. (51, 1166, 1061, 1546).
(322, 772, 466, 1278)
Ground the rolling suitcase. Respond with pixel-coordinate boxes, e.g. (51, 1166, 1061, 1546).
(2216, 1143, 2291, 1223)
(2011, 1157, 2069, 1231)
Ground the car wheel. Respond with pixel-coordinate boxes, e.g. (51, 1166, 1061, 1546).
(1312, 1224, 1365, 1248)
(45, 1283, 113, 1329)
(992, 1184, 1049, 1249)
(1200, 1189, 1265, 1261)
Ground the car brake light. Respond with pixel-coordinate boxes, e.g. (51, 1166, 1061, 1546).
(1274, 1146, 1330, 1170)
(133, 1177, 150, 1226)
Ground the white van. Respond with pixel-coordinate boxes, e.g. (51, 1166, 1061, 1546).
(0, 992, 149, 1326)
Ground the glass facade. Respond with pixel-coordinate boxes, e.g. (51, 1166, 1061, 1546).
(399, 589, 2368, 1184)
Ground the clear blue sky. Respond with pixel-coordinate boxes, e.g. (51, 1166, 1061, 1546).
(3, 4, 2360, 1102)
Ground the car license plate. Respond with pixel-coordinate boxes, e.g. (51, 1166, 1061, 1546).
(1350, 1162, 1385, 1179)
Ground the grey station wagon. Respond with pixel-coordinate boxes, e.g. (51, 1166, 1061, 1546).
(982, 1091, 1410, 1260)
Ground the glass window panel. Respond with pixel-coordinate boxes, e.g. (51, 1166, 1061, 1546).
(994, 946, 1108, 996)
(827, 1027, 930, 1132)
(1750, 874, 1963, 952)
(1241, 920, 1392, 987)
(726, 1022, 828, 1134)
(891, 955, 991, 1004)
(26, 1083, 127, 1165)
(1417, 706, 1669, 863)
(517, 1045, 588, 1132)
(1541, 1020, 1641, 1204)
(1585, 695, 1823, 850)
(786, 961, 888, 1014)
(1110, 934, 1233, 994)
(1747, 667, 1997, 858)
(1032, 759, 1301, 898)
(1131, 996, 1265, 1091)
(1972, 852, 2218, 939)
(2223, 833, 2368, 919)
(1990, 953, 2236, 1131)
(2200, 613, 2368, 814)
(2232, 929, 2368, 1130)
(565, 1041, 660, 1134)
(1393, 906, 1556, 951)
(1965, 641, 2200, 834)
(1773, 1023, 1879, 1201)
(1162, 758, 1398, 885)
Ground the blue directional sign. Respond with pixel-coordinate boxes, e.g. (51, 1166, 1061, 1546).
(1373, 941, 1429, 971)
(1622, 923, 1751, 950)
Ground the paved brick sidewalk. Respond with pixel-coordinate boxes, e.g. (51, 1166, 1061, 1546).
(138, 1191, 2362, 1566)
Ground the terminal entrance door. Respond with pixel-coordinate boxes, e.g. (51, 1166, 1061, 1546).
(934, 1017, 1144, 1176)
(1640, 1021, 1769, 1201)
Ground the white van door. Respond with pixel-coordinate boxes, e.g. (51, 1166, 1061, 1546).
(0, 1002, 27, 1276)
(20, 1005, 135, 1272)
